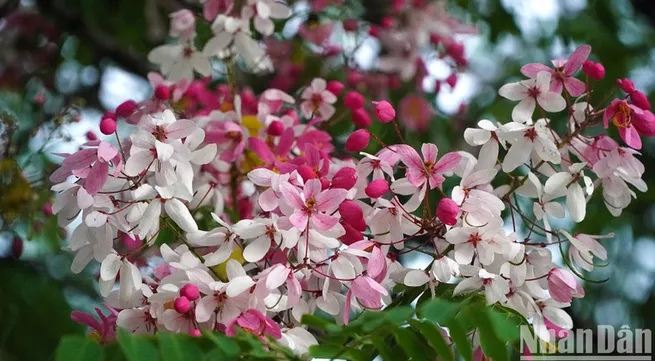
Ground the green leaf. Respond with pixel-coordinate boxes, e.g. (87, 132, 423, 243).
(488, 305, 528, 343)
(117, 330, 159, 361)
(203, 332, 240, 360)
(157, 333, 203, 361)
(55, 336, 105, 361)
(383, 306, 414, 326)
(392, 327, 430, 361)
(447, 321, 473, 361)
(370, 335, 404, 361)
(301, 314, 341, 334)
(420, 298, 461, 324)
(309, 344, 367, 361)
(409, 320, 455, 361)
(470, 308, 508, 361)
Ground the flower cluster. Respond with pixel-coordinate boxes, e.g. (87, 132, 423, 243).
(49, 3, 654, 358)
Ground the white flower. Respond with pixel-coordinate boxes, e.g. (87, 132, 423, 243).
(501, 118, 561, 172)
(453, 266, 509, 305)
(243, 0, 292, 36)
(99, 253, 142, 304)
(148, 43, 211, 81)
(544, 162, 593, 223)
(498, 71, 566, 123)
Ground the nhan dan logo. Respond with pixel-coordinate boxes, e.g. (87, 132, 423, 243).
(520, 325, 652, 360)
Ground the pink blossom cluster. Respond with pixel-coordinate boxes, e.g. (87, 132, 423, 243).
(49, 4, 655, 357)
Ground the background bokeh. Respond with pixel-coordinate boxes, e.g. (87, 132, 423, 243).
(1, 0, 654, 359)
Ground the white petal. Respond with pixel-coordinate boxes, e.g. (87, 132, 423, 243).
(100, 253, 121, 281)
(538, 92, 566, 113)
(243, 236, 270, 262)
(498, 82, 525, 101)
(502, 139, 532, 172)
(403, 270, 431, 287)
(544, 172, 573, 194)
(164, 198, 198, 233)
(566, 183, 586, 222)
(543, 307, 573, 329)
(226, 276, 255, 297)
(512, 98, 536, 123)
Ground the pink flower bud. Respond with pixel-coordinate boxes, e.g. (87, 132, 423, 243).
(267, 120, 284, 136)
(547, 268, 584, 303)
(436, 198, 458, 226)
(340, 222, 363, 245)
(633, 110, 655, 137)
(630, 90, 651, 110)
(169, 9, 196, 39)
(180, 284, 200, 301)
(332, 167, 358, 190)
(85, 131, 98, 141)
(174, 296, 191, 313)
(11, 237, 23, 259)
(99, 118, 117, 135)
(582, 61, 605, 80)
(391, 0, 404, 11)
(381, 16, 394, 29)
(368, 25, 380, 38)
(365, 179, 389, 198)
(345, 129, 370, 152)
(339, 200, 366, 231)
(445, 41, 465, 60)
(343, 19, 358, 32)
(319, 177, 330, 190)
(388, 75, 401, 90)
(326, 80, 345, 96)
(347, 70, 364, 86)
(617, 78, 635, 94)
(297, 165, 317, 181)
(189, 329, 202, 337)
(116, 100, 137, 117)
(446, 74, 458, 88)
(429, 33, 441, 45)
(352, 108, 372, 128)
(154, 85, 171, 100)
(103, 111, 116, 120)
(41, 203, 53, 217)
(344, 91, 365, 110)
(33, 93, 46, 105)
(372, 100, 395, 123)
(121, 234, 142, 251)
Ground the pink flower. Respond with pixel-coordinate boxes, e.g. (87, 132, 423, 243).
(169, 9, 196, 39)
(436, 198, 459, 226)
(603, 98, 651, 149)
(520, 45, 590, 96)
(201, 0, 233, 21)
(372, 100, 395, 123)
(300, 78, 337, 120)
(248, 128, 296, 172)
(226, 309, 281, 339)
(398, 94, 432, 131)
(396, 143, 461, 190)
(54, 141, 120, 195)
(343, 276, 388, 324)
(279, 179, 347, 231)
(71, 305, 118, 345)
(547, 268, 584, 303)
(298, 22, 333, 45)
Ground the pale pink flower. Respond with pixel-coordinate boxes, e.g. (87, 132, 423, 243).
(395, 143, 461, 190)
(226, 309, 282, 339)
(279, 179, 347, 231)
(343, 276, 388, 324)
(547, 268, 584, 303)
(298, 22, 333, 45)
(498, 71, 566, 123)
(398, 94, 432, 131)
(521, 45, 590, 96)
(300, 78, 337, 120)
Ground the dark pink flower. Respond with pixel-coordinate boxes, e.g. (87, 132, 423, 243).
(226, 309, 281, 339)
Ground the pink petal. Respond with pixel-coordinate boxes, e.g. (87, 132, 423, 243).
(315, 189, 347, 213)
(563, 77, 586, 97)
(549, 79, 563, 94)
(71, 311, 103, 332)
(279, 183, 305, 209)
(520, 63, 553, 78)
(249, 137, 275, 164)
(289, 212, 309, 230)
(395, 144, 424, 171)
(63, 149, 98, 170)
(367, 246, 386, 280)
(276, 128, 295, 156)
(166, 120, 197, 139)
(286, 277, 301, 307)
(84, 161, 109, 195)
(619, 126, 642, 150)
(97, 142, 118, 162)
(434, 151, 461, 174)
(421, 143, 438, 164)
(343, 290, 353, 324)
(311, 212, 339, 231)
(303, 179, 322, 200)
(563, 45, 591, 75)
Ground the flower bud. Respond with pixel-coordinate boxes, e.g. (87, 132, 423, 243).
(365, 179, 389, 198)
(174, 296, 191, 313)
(326, 80, 345, 96)
(41, 203, 53, 217)
(11, 237, 23, 259)
(99, 118, 117, 135)
(372, 100, 395, 123)
(154, 85, 171, 100)
(122, 234, 142, 251)
(352, 108, 372, 128)
(267, 120, 284, 136)
(189, 329, 202, 337)
(368, 25, 380, 38)
(429, 33, 441, 45)
(340, 222, 363, 245)
(436, 198, 458, 226)
(339, 200, 366, 231)
(547, 268, 584, 303)
(319, 177, 330, 190)
(331, 167, 358, 190)
(103, 111, 116, 120)
(617, 78, 635, 94)
(297, 165, 317, 181)
(343, 19, 358, 32)
(116, 100, 137, 118)
(582, 61, 605, 80)
(345, 129, 370, 152)
(630, 90, 651, 111)
(344, 91, 365, 110)
(180, 284, 200, 301)
(381, 16, 394, 29)
(446, 74, 458, 88)
(169, 9, 196, 39)
(85, 131, 98, 141)
(633, 110, 655, 137)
